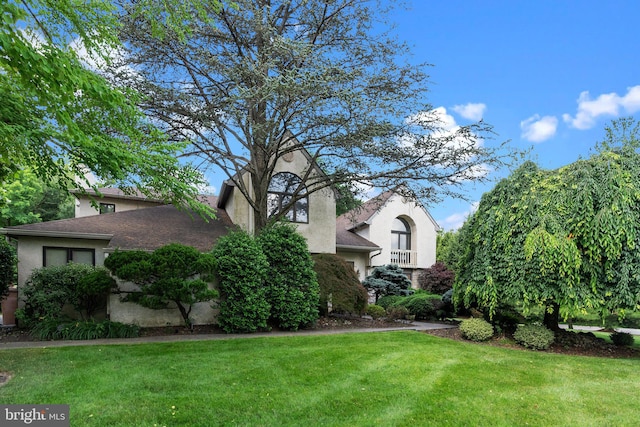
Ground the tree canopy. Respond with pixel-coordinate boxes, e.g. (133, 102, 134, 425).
(112, 0, 514, 231)
(455, 118, 640, 329)
(1, 0, 211, 215)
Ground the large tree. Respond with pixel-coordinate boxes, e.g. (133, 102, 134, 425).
(1, 0, 212, 214)
(113, 0, 513, 232)
(456, 118, 640, 330)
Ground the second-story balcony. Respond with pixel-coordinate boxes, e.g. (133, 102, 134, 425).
(390, 249, 417, 268)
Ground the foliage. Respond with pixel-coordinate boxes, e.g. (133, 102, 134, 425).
(456, 118, 640, 330)
(418, 262, 455, 294)
(513, 324, 555, 350)
(312, 254, 368, 316)
(436, 229, 462, 272)
(104, 244, 217, 327)
(362, 264, 414, 303)
(335, 182, 363, 216)
(386, 305, 410, 320)
(30, 319, 139, 340)
(257, 223, 320, 331)
(0, 169, 74, 227)
(0, 0, 211, 217)
(0, 238, 16, 297)
(610, 331, 635, 347)
(365, 304, 386, 320)
(485, 306, 524, 334)
(459, 318, 494, 342)
(376, 295, 404, 310)
(17, 263, 114, 326)
(212, 230, 270, 333)
(114, 0, 514, 232)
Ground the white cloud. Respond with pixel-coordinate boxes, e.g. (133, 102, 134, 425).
(562, 85, 640, 130)
(520, 114, 558, 143)
(452, 103, 487, 121)
(438, 202, 479, 231)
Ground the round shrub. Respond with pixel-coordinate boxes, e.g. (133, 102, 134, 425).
(366, 304, 386, 319)
(513, 323, 555, 350)
(459, 318, 494, 342)
(377, 295, 403, 310)
(610, 331, 635, 347)
(400, 293, 439, 320)
(386, 305, 410, 320)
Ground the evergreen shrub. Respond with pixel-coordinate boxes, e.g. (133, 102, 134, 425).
(212, 230, 270, 333)
(366, 304, 386, 319)
(459, 318, 494, 342)
(513, 323, 555, 350)
(257, 223, 320, 330)
(610, 331, 635, 346)
(17, 263, 114, 327)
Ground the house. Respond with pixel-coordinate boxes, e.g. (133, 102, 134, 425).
(1, 149, 439, 326)
(337, 189, 440, 286)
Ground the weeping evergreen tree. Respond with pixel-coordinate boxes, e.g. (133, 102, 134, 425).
(456, 118, 640, 330)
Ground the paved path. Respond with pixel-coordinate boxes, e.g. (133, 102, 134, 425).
(0, 321, 456, 350)
(559, 324, 640, 336)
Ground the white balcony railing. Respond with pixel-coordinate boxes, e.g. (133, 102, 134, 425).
(390, 250, 417, 268)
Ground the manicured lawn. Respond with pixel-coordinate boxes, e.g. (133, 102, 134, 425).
(1, 331, 640, 426)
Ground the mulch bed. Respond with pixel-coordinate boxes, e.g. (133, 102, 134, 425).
(424, 326, 640, 358)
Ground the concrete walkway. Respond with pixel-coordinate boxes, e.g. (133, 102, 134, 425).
(559, 324, 640, 336)
(0, 321, 456, 350)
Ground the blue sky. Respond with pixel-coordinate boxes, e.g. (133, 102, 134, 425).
(385, 0, 640, 230)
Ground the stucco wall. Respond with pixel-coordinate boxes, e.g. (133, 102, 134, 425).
(334, 249, 370, 281)
(224, 149, 337, 253)
(14, 236, 111, 288)
(75, 196, 163, 218)
(359, 194, 438, 270)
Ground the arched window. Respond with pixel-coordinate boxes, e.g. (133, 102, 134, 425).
(267, 172, 309, 223)
(391, 217, 411, 250)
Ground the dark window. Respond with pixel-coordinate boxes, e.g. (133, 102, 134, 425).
(267, 172, 309, 223)
(43, 247, 95, 267)
(99, 203, 116, 214)
(391, 217, 411, 250)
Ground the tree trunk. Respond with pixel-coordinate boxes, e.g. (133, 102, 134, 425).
(543, 302, 561, 331)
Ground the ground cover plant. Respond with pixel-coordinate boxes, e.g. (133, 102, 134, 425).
(2, 332, 640, 426)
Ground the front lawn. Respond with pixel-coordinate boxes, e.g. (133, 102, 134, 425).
(1, 331, 639, 426)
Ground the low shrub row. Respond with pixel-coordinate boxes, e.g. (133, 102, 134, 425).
(30, 319, 140, 341)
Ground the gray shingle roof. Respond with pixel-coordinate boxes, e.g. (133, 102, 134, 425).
(2, 197, 234, 252)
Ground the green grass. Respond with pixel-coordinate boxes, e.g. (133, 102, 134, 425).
(1, 331, 640, 426)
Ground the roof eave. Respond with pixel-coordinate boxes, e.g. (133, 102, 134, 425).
(0, 228, 113, 241)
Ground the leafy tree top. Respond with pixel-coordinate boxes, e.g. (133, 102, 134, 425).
(1, 1, 213, 217)
(112, 0, 516, 231)
(456, 118, 640, 326)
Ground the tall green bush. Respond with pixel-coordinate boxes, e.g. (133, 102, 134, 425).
(17, 263, 114, 326)
(105, 244, 217, 327)
(257, 223, 320, 330)
(212, 230, 270, 333)
(0, 238, 16, 297)
(312, 253, 368, 315)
